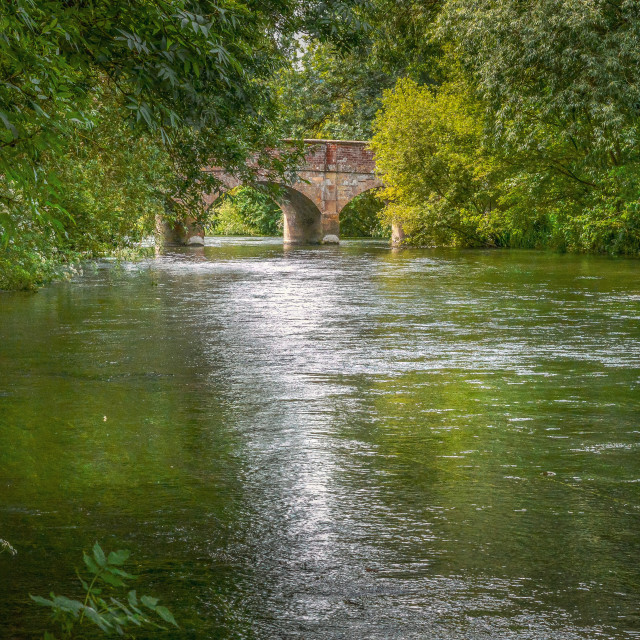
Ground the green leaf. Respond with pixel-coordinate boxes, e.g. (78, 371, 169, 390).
(140, 595, 159, 610)
(99, 572, 125, 587)
(76, 573, 89, 591)
(0, 111, 18, 138)
(92, 542, 106, 567)
(83, 552, 100, 575)
(127, 590, 138, 607)
(51, 595, 84, 616)
(30, 101, 50, 119)
(30, 595, 54, 607)
(108, 566, 136, 579)
(107, 549, 130, 566)
(109, 597, 142, 625)
(155, 605, 178, 627)
(82, 605, 112, 632)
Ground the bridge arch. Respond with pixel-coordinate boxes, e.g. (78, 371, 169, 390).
(205, 179, 326, 245)
(338, 185, 385, 238)
(336, 181, 383, 217)
(277, 184, 325, 244)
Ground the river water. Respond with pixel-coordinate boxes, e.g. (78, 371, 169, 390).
(1, 238, 639, 639)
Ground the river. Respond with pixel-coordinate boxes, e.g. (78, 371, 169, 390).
(1, 238, 639, 638)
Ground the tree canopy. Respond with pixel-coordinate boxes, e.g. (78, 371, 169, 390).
(0, 0, 368, 287)
(369, 0, 640, 252)
(2, 0, 640, 289)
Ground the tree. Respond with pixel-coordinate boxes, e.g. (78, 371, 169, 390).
(274, 0, 444, 140)
(0, 0, 369, 288)
(209, 186, 282, 236)
(274, 40, 392, 140)
(372, 77, 504, 247)
(435, 0, 640, 253)
(370, 0, 640, 253)
(438, 0, 640, 170)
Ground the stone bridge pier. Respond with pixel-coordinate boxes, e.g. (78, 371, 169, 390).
(157, 139, 383, 246)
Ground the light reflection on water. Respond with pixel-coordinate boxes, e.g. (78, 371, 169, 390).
(0, 238, 639, 638)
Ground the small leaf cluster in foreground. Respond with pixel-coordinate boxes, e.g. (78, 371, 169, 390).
(31, 542, 177, 638)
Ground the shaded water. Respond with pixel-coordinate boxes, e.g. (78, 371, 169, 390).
(1, 239, 639, 639)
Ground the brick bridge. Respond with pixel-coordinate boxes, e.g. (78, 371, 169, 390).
(159, 139, 384, 246)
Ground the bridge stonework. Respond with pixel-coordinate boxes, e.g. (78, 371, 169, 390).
(158, 139, 383, 246)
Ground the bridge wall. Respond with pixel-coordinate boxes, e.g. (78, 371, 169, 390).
(290, 140, 381, 243)
(158, 140, 382, 246)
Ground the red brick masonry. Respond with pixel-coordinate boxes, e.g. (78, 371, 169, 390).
(206, 140, 382, 244)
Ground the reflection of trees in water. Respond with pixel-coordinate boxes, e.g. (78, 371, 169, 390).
(2, 248, 639, 637)
(0, 276, 246, 637)
(352, 363, 640, 624)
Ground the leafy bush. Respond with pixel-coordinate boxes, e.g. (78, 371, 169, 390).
(372, 77, 502, 247)
(372, 73, 640, 254)
(0, 90, 171, 291)
(210, 199, 256, 236)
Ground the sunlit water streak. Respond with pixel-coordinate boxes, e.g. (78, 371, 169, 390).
(0, 239, 639, 638)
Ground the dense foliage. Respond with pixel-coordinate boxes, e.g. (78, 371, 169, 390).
(0, 86, 170, 289)
(209, 187, 283, 236)
(274, 41, 394, 141)
(339, 190, 388, 237)
(273, 0, 441, 140)
(3, 0, 639, 290)
(372, 78, 492, 246)
(0, 0, 367, 288)
(371, 0, 640, 253)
